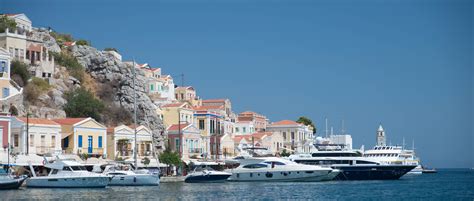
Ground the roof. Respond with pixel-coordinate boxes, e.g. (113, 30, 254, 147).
(175, 86, 194, 91)
(63, 41, 76, 47)
(378, 124, 384, 132)
(162, 103, 185, 108)
(194, 105, 224, 111)
(167, 123, 190, 131)
(271, 120, 300, 126)
(52, 118, 88, 125)
(16, 117, 60, 126)
(202, 99, 227, 103)
(240, 111, 256, 115)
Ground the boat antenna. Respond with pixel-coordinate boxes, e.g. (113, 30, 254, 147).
(325, 118, 328, 138)
(402, 137, 405, 150)
(341, 119, 345, 134)
(133, 59, 138, 170)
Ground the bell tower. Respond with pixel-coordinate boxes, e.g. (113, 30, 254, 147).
(376, 124, 386, 146)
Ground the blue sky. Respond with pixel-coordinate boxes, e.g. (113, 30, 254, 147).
(2, 0, 472, 168)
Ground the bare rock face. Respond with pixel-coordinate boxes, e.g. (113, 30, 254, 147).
(29, 28, 61, 53)
(71, 45, 166, 152)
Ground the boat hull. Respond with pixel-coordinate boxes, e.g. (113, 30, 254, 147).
(26, 176, 111, 188)
(0, 176, 27, 190)
(228, 169, 338, 182)
(185, 174, 231, 183)
(108, 174, 160, 186)
(333, 165, 417, 180)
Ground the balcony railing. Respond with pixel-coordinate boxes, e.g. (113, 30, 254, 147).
(188, 148, 202, 153)
(79, 147, 104, 155)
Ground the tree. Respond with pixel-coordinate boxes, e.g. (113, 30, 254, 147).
(141, 157, 151, 167)
(64, 87, 105, 121)
(10, 61, 30, 87)
(296, 116, 317, 134)
(0, 15, 17, 33)
(159, 150, 181, 175)
(280, 149, 291, 157)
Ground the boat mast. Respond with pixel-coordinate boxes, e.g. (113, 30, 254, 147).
(133, 59, 138, 170)
(325, 118, 328, 138)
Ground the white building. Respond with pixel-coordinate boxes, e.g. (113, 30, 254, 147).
(234, 121, 255, 135)
(106, 124, 154, 160)
(266, 120, 314, 153)
(10, 117, 62, 155)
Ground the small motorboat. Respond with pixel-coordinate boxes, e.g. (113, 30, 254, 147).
(422, 167, 437, 173)
(101, 163, 160, 186)
(0, 168, 27, 190)
(185, 166, 232, 183)
(25, 159, 111, 188)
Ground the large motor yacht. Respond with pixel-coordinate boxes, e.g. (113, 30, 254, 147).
(100, 163, 160, 186)
(288, 144, 416, 180)
(364, 145, 423, 174)
(26, 159, 111, 188)
(227, 157, 340, 182)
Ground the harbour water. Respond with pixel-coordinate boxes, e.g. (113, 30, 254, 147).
(2, 169, 473, 200)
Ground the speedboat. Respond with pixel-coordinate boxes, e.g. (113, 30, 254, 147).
(25, 159, 111, 188)
(0, 167, 27, 190)
(227, 157, 339, 182)
(185, 166, 231, 183)
(101, 164, 160, 186)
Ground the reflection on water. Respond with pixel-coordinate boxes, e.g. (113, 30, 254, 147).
(2, 170, 473, 200)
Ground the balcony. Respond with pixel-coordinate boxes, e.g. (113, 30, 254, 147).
(36, 146, 60, 155)
(188, 148, 202, 154)
(78, 147, 104, 155)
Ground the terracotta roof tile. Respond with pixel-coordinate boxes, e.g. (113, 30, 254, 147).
(271, 120, 300, 126)
(167, 123, 190, 131)
(17, 117, 60, 126)
(202, 99, 226, 103)
(193, 105, 224, 111)
(52, 118, 88, 125)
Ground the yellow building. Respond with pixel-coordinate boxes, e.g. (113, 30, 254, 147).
(53, 118, 107, 157)
(0, 47, 22, 101)
(161, 102, 194, 128)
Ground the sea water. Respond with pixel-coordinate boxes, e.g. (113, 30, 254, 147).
(2, 169, 473, 200)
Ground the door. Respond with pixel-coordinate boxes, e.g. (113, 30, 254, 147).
(88, 136, 93, 154)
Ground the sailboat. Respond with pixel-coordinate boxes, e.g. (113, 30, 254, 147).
(103, 60, 160, 186)
(0, 142, 27, 190)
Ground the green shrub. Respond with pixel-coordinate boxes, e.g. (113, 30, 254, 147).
(10, 60, 30, 87)
(0, 15, 16, 33)
(30, 77, 50, 92)
(24, 84, 41, 104)
(104, 47, 118, 52)
(64, 87, 104, 121)
(50, 32, 73, 43)
(76, 40, 90, 46)
(51, 52, 84, 82)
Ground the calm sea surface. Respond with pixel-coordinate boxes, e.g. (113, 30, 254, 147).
(2, 169, 473, 200)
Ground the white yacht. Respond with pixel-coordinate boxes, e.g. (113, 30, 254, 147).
(364, 145, 422, 174)
(101, 164, 160, 186)
(26, 159, 111, 188)
(185, 166, 232, 183)
(227, 157, 339, 182)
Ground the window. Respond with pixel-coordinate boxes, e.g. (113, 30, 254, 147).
(78, 135, 83, 148)
(150, 84, 154, 91)
(291, 132, 295, 140)
(264, 161, 286, 166)
(51, 135, 56, 148)
(63, 136, 69, 148)
(242, 164, 267, 169)
(2, 87, 9, 98)
(235, 127, 239, 133)
(243, 127, 246, 133)
(98, 136, 103, 148)
(30, 134, 34, 147)
(14, 134, 19, 147)
(0, 61, 6, 73)
(175, 138, 180, 152)
(20, 49, 24, 60)
(199, 120, 205, 130)
(283, 132, 287, 140)
(26, 50, 30, 60)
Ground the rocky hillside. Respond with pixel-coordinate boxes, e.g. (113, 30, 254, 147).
(71, 45, 166, 150)
(7, 29, 166, 151)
